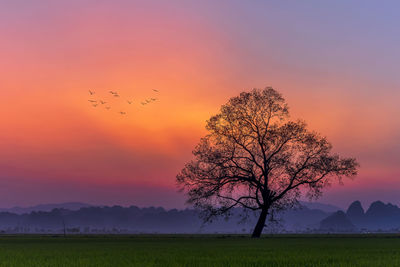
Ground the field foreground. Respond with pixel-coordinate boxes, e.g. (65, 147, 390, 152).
(0, 235, 399, 266)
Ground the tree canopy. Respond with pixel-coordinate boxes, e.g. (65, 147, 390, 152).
(177, 87, 359, 237)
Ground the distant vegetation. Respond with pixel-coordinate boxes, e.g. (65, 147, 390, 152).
(0, 201, 400, 234)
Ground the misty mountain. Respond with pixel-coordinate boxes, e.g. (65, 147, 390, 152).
(0, 202, 92, 214)
(271, 206, 330, 231)
(0, 204, 330, 234)
(363, 201, 400, 230)
(1, 200, 399, 234)
(320, 201, 400, 232)
(346, 200, 365, 226)
(0, 201, 338, 214)
(299, 201, 341, 213)
(320, 211, 356, 232)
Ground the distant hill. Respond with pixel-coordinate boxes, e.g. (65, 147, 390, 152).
(0, 201, 337, 214)
(0, 202, 92, 214)
(320, 211, 356, 232)
(299, 201, 341, 213)
(346, 200, 365, 226)
(0, 204, 329, 234)
(0, 200, 398, 233)
(319, 200, 400, 232)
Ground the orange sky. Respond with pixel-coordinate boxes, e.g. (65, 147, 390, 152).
(0, 1, 400, 209)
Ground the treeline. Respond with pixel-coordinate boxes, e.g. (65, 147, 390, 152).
(1, 201, 399, 234)
(0, 206, 255, 234)
(0, 205, 326, 234)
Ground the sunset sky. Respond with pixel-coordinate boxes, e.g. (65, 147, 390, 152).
(0, 1, 399, 209)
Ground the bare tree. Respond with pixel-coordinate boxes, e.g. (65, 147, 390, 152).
(177, 87, 359, 238)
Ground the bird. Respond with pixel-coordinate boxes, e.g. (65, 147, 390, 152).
(153, 89, 159, 92)
(151, 98, 157, 101)
(92, 104, 98, 107)
(88, 100, 97, 103)
(127, 100, 132, 104)
(89, 90, 95, 95)
(105, 106, 111, 110)
(145, 99, 151, 103)
(119, 111, 126, 115)
(109, 91, 118, 95)
(100, 100, 107, 104)
(141, 102, 147, 105)
(113, 94, 120, 97)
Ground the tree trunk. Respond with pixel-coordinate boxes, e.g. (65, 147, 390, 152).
(251, 208, 268, 238)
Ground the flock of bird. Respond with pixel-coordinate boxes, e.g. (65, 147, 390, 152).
(87, 89, 159, 115)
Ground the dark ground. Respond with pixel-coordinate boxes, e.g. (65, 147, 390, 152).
(0, 234, 399, 266)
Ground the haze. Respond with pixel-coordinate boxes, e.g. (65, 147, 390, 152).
(0, 1, 399, 209)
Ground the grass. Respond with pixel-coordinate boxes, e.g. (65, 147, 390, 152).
(0, 234, 399, 266)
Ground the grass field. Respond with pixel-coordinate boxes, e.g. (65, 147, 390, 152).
(0, 235, 399, 266)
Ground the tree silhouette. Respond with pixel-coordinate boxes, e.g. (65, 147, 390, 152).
(177, 87, 359, 237)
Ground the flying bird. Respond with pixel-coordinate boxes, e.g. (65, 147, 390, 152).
(127, 100, 132, 104)
(109, 91, 118, 95)
(92, 104, 98, 107)
(151, 98, 157, 101)
(89, 90, 95, 95)
(119, 111, 126, 115)
(105, 106, 111, 110)
(113, 94, 120, 97)
(141, 102, 147, 105)
(88, 100, 97, 103)
(100, 100, 107, 104)
(152, 89, 159, 92)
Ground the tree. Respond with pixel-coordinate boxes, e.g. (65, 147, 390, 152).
(177, 87, 359, 238)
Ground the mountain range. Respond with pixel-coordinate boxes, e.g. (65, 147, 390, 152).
(321, 200, 400, 232)
(0, 201, 398, 234)
(0, 202, 92, 214)
(0, 201, 340, 215)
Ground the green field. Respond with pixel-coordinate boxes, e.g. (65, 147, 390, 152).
(0, 235, 399, 266)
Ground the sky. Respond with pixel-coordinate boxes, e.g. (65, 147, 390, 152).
(0, 0, 399, 210)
